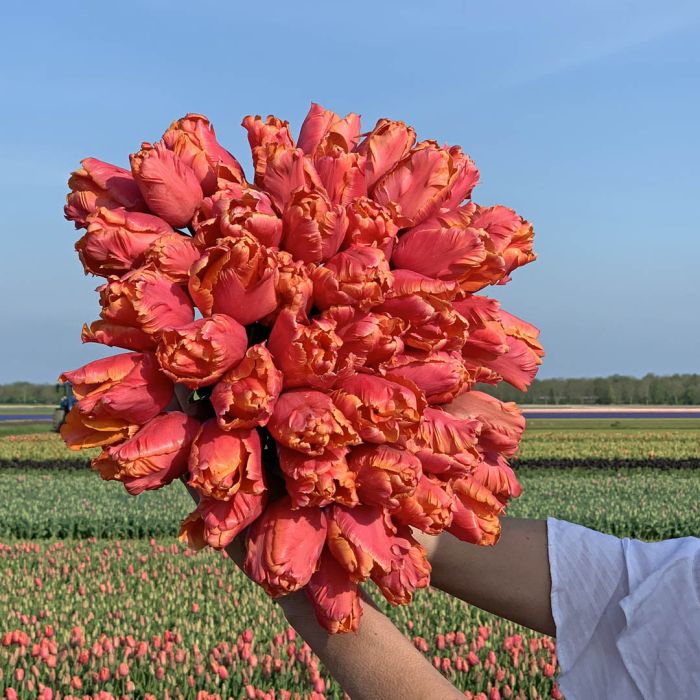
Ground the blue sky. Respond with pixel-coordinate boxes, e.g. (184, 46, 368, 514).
(2, 1, 699, 383)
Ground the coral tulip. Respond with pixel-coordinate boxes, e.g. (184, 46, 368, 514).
(130, 141, 203, 228)
(306, 549, 363, 633)
(348, 443, 422, 509)
(142, 232, 200, 284)
(281, 188, 347, 264)
(267, 310, 347, 390)
(75, 208, 173, 277)
(311, 245, 392, 311)
(356, 118, 416, 190)
(106, 411, 200, 495)
(156, 314, 248, 388)
(297, 103, 361, 155)
(193, 184, 282, 250)
(210, 344, 282, 430)
(244, 496, 327, 597)
(449, 476, 504, 546)
(162, 113, 245, 195)
(383, 351, 470, 405)
(323, 306, 405, 369)
(332, 374, 426, 444)
(267, 390, 359, 456)
(326, 504, 410, 581)
(370, 531, 431, 605)
(59, 352, 173, 449)
(188, 234, 278, 326)
(343, 196, 400, 257)
(82, 266, 194, 351)
(391, 475, 454, 534)
(180, 488, 267, 550)
(65, 158, 146, 228)
(278, 446, 357, 508)
(187, 420, 264, 501)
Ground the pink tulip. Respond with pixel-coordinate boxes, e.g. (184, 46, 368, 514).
(413, 406, 481, 458)
(130, 141, 203, 228)
(82, 266, 194, 351)
(65, 158, 146, 228)
(445, 390, 525, 456)
(267, 310, 347, 389)
(311, 245, 392, 311)
(242, 114, 294, 151)
(326, 504, 410, 581)
(188, 233, 279, 325)
(383, 351, 470, 404)
(278, 446, 357, 508)
(448, 476, 504, 546)
(343, 196, 400, 257)
(281, 188, 347, 264)
(376, 285, 468, 354)
(106, 411, 200, 495)
(306, 549, 363, 633)
(59, 352, 173, 449)
(371, 530, 431, 604)
(348, 443, 422, 509)
(391, 218, 487, 283)
(314, 147, 367, 206)
(484, 310, 544, 391)
(252, 144, 323, 214)
(188, 420, 264, 501)
(264, 250, 314, 323)
(244, 496, 327, 597)
(297, 103, 361, 155)
(142, 232, 200, 284)
(210, 344, 282, 430)
(193, 183, 282, 249)
(267, 390, 359, 456)
(332, 374, 426, 444)
(156, 314, 248, 388)
(391, 475, 454, 534)
(179, 488, 267, 550)
(323, 306, 405, 369)
(75, 208, 173, 277)
(162, 113, 245, 195)
(373, 141, 466, 227)
(356, 118, 416, 190)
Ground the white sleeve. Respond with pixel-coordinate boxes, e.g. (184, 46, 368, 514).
(547, 517, 700, 700)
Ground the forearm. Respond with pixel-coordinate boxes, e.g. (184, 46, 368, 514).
(416, 517, 555, 637)
(279, 591, 462, 700)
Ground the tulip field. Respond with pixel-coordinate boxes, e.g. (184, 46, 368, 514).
(0, 419, 698, 699)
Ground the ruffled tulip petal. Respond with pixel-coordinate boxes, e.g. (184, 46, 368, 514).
(156, 313, 248, 389)
(244, 496, 327, 597)
(268, 390, 360, 456)
(65, 158, 146, 228)
(210, 344, 282, 430)
(307, 549, 363, 633)
(76, 208, 173, 277)
(448, 476, 504, 546)
(188, 419, 264, 501)
(188, 234, 279, 326)
(108, 411, 200, 495)
(130, 141, 203, 228)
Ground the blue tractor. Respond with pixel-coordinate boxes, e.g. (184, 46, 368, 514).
(52, 382, 78, 431)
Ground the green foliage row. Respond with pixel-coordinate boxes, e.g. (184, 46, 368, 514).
(1, 466, 697, 542)
(480, 373, 700, 405)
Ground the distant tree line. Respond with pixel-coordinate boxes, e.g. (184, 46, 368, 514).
(479, 374, 700, 405)
(1, 374, 700, 405)
(0, 382, 63, 405)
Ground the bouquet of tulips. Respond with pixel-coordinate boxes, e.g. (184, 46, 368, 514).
(60, 105, 543, 633)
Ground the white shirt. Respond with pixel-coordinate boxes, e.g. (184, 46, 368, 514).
(547, 518, 700, 699)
